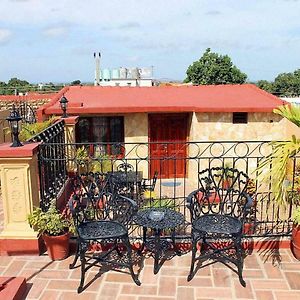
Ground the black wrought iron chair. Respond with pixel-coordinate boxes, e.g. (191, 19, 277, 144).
(141, 171, 158, 192)
(117, 162, 134, 172)
(69, 173, 141, 293)
(186, 167, 252, 287)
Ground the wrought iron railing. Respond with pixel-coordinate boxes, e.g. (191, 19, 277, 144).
(28, 119, 67, 210)
(36, 140, 299, 237)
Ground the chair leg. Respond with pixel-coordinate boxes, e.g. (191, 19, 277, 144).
(187, 234, 198, 281)
(124, 236, 141, 286)
(234, 237, 246, 287)
(69, 239, 79, 269)
(77, 244, 88, 293)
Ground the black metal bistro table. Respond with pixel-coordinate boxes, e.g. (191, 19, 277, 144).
(133, 207, 184, 274)
(108, 171, 143, 198)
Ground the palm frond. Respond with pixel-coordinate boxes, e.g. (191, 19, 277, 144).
(274, 104, 300, 127)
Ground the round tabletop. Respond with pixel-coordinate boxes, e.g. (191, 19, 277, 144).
(133, 207, 184, 230)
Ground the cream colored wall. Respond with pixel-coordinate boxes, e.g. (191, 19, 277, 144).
(124, 113, 149, 177)
(190, 112, 288, 141)
(188, 112, 295, 184)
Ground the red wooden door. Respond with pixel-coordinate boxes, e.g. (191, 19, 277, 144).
(149, 114, 188, 179)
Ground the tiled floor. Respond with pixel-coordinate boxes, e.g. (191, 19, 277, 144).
(0, 248, 300, 299)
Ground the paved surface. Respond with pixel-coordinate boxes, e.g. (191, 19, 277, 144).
(0, 248, 300, 300)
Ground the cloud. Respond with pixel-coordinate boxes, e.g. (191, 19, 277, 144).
(101, 21, 141, 31)
(43, 26, 68, 38)
(0, 29, 12, 45)
(205, 10, 221, 15)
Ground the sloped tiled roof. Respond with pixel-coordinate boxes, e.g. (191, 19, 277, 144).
(42, 84, 286, 115)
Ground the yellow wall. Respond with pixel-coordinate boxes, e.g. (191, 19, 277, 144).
(124, 113, 149, 176)
(190, 112, 288, 141)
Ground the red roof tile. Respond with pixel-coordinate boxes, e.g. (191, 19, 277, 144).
(42, 84, 286, 115)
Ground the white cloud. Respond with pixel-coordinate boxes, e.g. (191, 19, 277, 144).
(43, 26, 68, 38)
(0, 29, 12, 44)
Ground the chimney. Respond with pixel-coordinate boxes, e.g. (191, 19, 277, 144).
(94, 52, 101, 86)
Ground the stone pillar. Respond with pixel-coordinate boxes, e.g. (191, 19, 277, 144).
(63, 116, 79, 173)
(0, 143, 41, 255)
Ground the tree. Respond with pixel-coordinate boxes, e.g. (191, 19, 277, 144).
(184, 48, 247, 85)
(256, 80, 274, 94)
(273, 70, 300, 97)
(71, 80, 81, 85)
(7, 77, 30, 86)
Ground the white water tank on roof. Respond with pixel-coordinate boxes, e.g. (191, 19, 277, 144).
(102, 69, 111, 81)
(119, 67, 128, 79)
(112, 69, 120, 79)
(131, 68, 140, 79)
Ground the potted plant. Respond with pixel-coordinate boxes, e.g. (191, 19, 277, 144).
(28, 201, 72, 260)
(291, 206, 300, 260)
(243, 178, 257, 235)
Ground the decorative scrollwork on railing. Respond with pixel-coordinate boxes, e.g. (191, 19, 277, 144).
(36, 140, 298, 237)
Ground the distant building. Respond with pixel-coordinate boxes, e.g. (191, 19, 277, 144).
(280, 97, 300, 105)
(95, 67, 154, 87)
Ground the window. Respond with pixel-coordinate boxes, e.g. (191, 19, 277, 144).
(233, 112, 248, 124)
(76, 117, 124, 156)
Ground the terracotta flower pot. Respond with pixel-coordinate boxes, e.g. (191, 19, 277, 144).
(291, 224, 300, 260)
(42, 232, 70, 261)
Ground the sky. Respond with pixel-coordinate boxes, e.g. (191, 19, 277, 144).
(0, 0, 300, 83)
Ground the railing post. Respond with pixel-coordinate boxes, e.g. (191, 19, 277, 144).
(63, 116, 79, 173)
(0, 143, 41, 255)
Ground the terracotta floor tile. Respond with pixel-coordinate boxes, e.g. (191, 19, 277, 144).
(121, 284, 157, 295)
(99, 282, 121, 298)
(284, 272, 300, 290)
(251, 279, 289, 290)
(195, 287, 233, 299)
(233, 280, 254, 299)
(274, 290, 300, 300)
(212, 268, 231, 287)
(255, 290, 274, 300)
(158, 276, 176, 296)
(60, 291, 99, 300)
(262, 263, 283, 279)
(25, 279, 49, 299)
(0, 256, 14, 267)
(2, 260, 27, 276)
(178, 276, 212, 287)
(39, 290, 61, 300)
(177, 287, 195, 300)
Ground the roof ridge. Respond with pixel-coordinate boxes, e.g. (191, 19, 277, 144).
(246, 84, 287, 105)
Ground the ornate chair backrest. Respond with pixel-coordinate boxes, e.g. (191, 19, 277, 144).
(187, 167, 251, 223)
(117, 163, 134, 173)
(69, 172, 137, 229)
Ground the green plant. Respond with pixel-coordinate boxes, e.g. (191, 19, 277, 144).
(75, 146, 113, 174)
(257, 104, 300, 205)
(28, 201, 72, 236)
(143, 195, 177, 210)
(19, 116, 57, 142)
(292, 207, 300, 225)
